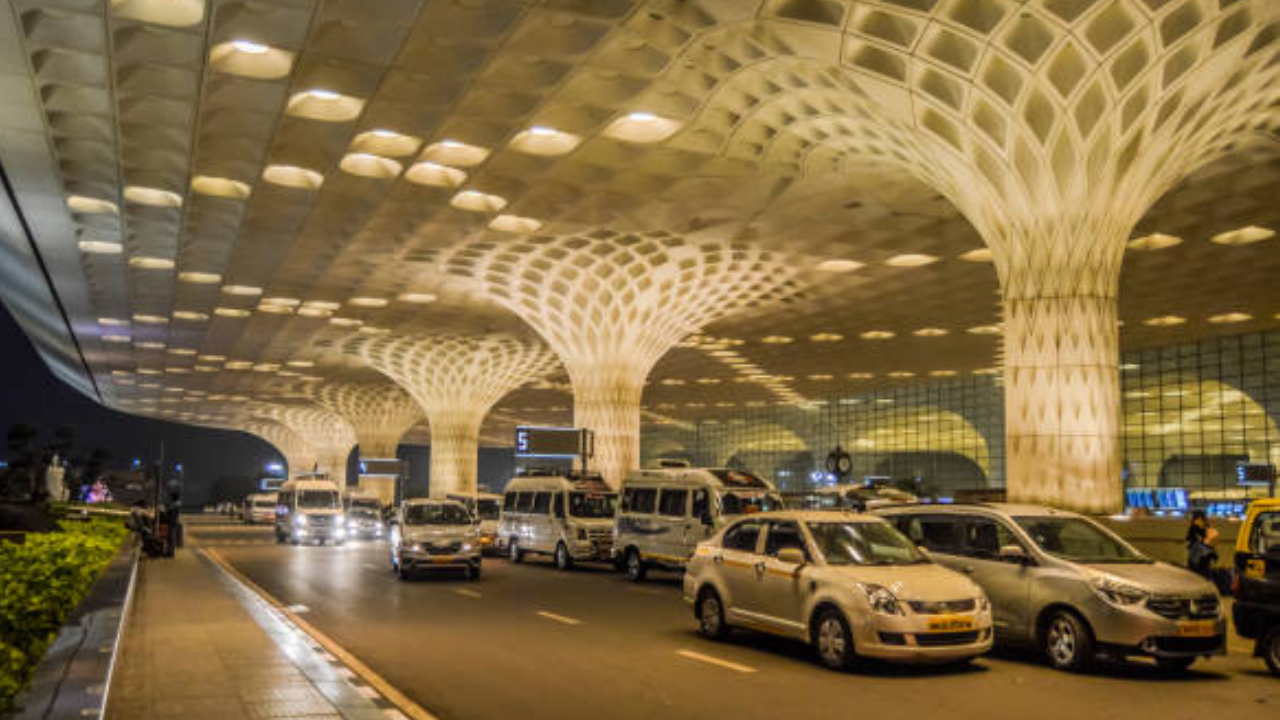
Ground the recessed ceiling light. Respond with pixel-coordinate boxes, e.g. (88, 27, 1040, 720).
(224, 360, 253, 370)
(886, 253, 938, 267)
(78, 240, 123, 255)
(810, 333, 843, 342)
(179, 271, 221, 284)
(286, 360, 314, 368)
(198, 354, 225, 362)
(221, 285, 262, 297)
(350, 129, 421, 157)
(110, 0, 203, 28)
(209, 40, 294, 79)
(129, 256, 174, 270)
(256, 304, 293, 315)
(760, 335, 793, 344)
(357, 326, 389, 335)
(509, 126, 581, 156)
(262, 165, 324, 190)
(230, 39, 268, 54)
(286, 89, 364, 122)
(488, 215, 542, 234)
(303, 300, 340, 310)
(67, 195, 118, 214)
(958, 248, 992, 262)
(102, 335, 131, 343)
(98, 317, 129, 326)
(261, 297, 300, 307)
(404, 161, 467, 189)
(329, 317, 363, 327)
(973, 367, 1001, 375)
(1127, 233, 1182, 251)
(967, 324, 1002, 334)
(807, 374, 834, 381)
(814, 258, 866, 275)
(888, 371, 915, 378)
(1143, 315, 1186, 327)
(214, 307, 251, 318)
(601, 112, 683, 144)
(124, 186, 183, 208)
(168, 348, 197, 355)
(348, 297, 388, 308)
(1208, 312, 1252, 324)
(696, 378, 722, 385)
(397, 292, 437, 304)
(339, 153, 403, 179)
(421, 140, 489, 167)
(913, 327, 949, 337)
(172, 310, 208, 321)
(847, 372, 873, 380)
(132, 313, 168, 325)
(191, 176, 251, 199)
(860, 330, 895, 340)
(929, 370, 957, 377)
(135, 341, 165, 350)
(1211, 226, 1274, 246)
(450, 190, 507, 213)
(295, 306, 331, 318)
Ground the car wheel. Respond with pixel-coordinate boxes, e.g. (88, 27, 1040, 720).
(554, 543, 574, 571)
(1262, 627, 1280, 676)
(626, 548, 647, 582)
(1155, 656, 1196, 672)
(696, 588, 729, 640)
(397, 567, 410, 581)
(1043, 610, 1094, 672)
(469, 563, 482, 581)
(813, 607, 857, 672)
(508, 539, 523, 563)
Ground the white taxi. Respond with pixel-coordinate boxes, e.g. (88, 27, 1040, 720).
(683, 511, 993, 670)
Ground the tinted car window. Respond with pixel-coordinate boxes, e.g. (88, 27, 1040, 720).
(692, 489, 710, 520)
(503, 493, 517, 512)
(960, 517, 1025, 561)
(532, 492, 552, 514)
(764, 522, 806, 558)
(515, 492, 534, 513)
(659, 489, 688, 517)
(722, 521, 764, 553)
(912, 515, 967, 554)
(626, 487, 657, 514)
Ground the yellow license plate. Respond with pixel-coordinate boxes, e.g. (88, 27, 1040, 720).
(1246, 558, 1265, 579)
(1177, 620, 1215, 637)
(926, 615, 975, 632)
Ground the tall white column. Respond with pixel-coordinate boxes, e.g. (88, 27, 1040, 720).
(427, 409, 485, 497)
(571, 368, 644, 486)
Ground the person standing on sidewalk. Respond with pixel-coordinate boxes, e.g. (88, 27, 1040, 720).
(1185, 510, 1219, 580)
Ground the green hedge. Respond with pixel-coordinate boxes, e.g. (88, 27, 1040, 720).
(0, 517, 127, 712)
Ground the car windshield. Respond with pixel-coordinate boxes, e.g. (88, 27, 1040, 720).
(1248, 512, 1280, 554)
(719, 491, 785, 515)
(298, 490, 338, 509)
(404, 504, 471, 526)
(807, 522, 929, 566)
(475, 499, 501, 520)
(350, 499, 380, 512)
(253, 500, 275, 508)
(1014, 517, 1151, 564)
(569, 492, 616, 518)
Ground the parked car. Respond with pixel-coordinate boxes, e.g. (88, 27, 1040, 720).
(499, 474, 617, 569)
(614, 466, 784, 581)
(684, 510, 992, 670)
(1231, 497, 1280, 675)
(390, 498, 481, 580)
(876, 503, 1226, 672)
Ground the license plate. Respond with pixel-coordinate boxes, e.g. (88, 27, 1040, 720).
(429, 556, 456, 564)
(1177, 620, 1215, 637)
(1245, 558, 1265, 579)
(926, 615, 975, 632)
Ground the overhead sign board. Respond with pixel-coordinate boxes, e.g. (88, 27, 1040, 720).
(1236, 462, 1276, 487)
(515, 426, 593, 459)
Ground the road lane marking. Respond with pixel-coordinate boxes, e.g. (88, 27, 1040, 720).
(454, 589, 482, 599)
(536, 611, 583, 626)
(676, 649, 757, 674)
(285, 604, 310, 614)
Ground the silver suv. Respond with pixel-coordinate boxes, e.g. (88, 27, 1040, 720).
(875, 503, 1226, 672)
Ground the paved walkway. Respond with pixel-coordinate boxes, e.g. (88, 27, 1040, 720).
(106, 542, 405, 720)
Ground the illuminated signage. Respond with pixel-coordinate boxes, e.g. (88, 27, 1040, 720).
(514, 426, 592, 459)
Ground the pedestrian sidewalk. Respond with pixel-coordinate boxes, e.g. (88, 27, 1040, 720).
(106, 546, 405, 720)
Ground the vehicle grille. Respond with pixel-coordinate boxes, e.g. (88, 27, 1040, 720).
(427, 541, 462, 554)
(1150, 635, 1223, 654)
(308, 515, 333, 527)
(914, 630, 981, 647)
(1146, 594, 1219, 620)
(908, 599, 976, 614)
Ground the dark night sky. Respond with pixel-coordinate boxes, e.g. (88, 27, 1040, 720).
(0, 301, 280, 505)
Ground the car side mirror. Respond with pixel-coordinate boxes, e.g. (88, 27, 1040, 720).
(999, 544, 1029, 563)
(776, 548, 806, 567)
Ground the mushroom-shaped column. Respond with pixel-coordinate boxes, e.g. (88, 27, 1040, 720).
(307, 382, 423, 503)
(349, 334, 558, 496)
(244, 420, 319, 479)
(442, 234, 798, 486)
(257, 404, 358, 484)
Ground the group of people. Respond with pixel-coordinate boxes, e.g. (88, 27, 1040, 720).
(1186, 510, 1230, 593)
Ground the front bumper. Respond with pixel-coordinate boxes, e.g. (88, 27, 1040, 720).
(292, 525, 346, 542)
(401, 548, 481, 570)
(570, 538, 614, 562)
(1082, 596, 1227, 658)
(346, 522, 384, 539)
(479, 532, 500, 554)
(855, 611, 994, 663)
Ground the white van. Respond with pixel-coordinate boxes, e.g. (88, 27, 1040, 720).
(446, 492, 503, 554)
(498, 475, 617, 570)
(243, 492, 278, 524)
(275, 478, 345, 545)
(343, 490, 385, 540)
(614, 467, 785, 581)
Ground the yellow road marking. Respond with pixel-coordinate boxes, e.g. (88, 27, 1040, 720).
(454, 589, 482, 599)
(203, 548, 439, 720)
(536, 611, 583, 626)
(676, 649, 757, 673)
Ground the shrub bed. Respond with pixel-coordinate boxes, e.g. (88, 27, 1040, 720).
(0, 517, 128, 711)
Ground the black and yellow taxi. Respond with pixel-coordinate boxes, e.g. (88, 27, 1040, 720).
(1232, 498, 1280, 675)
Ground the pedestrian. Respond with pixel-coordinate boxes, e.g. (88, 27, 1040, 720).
(1185, 510, 1219, 580)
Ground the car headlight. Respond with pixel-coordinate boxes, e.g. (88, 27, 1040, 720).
(409, 543, 423, 552)
(861, 584, 904, 616)
(1091, 577, 1148, 606)
(335, 514, 345, 526)
(293, 514, 307, 527)
(461, 542, 474, 552)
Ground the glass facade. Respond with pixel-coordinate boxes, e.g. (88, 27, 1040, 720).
(643, 331, 1280, 510)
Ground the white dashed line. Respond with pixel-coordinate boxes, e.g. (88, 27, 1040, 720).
(454, 589, 482, 599)
(285, 604, 310, 614)
(676, 649, 757, 674)
(536, 611, 583, 626)
(354, 684, 381, 699)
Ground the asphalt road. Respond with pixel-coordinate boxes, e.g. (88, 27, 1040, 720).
(188, 523, 1277, 720)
